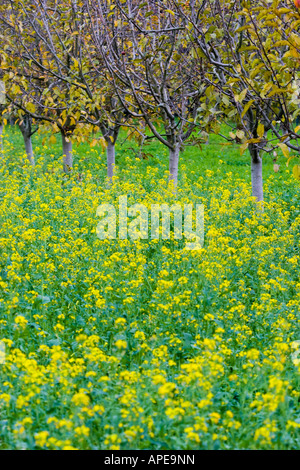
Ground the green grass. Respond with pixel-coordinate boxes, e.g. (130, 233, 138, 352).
(4, 122, 282, 185)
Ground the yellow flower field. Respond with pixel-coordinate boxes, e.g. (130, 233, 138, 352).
(0, 135, 299, 450)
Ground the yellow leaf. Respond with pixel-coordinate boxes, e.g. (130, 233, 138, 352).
(246, 138, 261, 144)
(99, 137, 107, 152)
(277, 142, 289, 158)
(240, 142, 248, 155)
(241, 100, 254, 118)
(49, 135, 57, 145)
(250, 63, 264, 79)
(191, 47, 199, 59)
(257, 123, 264, 138)
(238, 89, 247, 103)
(293, 165, 300, 180)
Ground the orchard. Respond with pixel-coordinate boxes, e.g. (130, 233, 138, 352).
(0, 0, 300, 451)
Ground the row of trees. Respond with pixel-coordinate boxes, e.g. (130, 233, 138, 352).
(0, 0, 300, 201)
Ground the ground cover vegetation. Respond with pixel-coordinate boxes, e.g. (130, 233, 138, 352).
(0, 0, 300, 450)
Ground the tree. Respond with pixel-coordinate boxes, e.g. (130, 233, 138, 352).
(17, 114, 37, 165)
(175, 0, 300, 202)
(87, 0, 210, 187)
(0, 78, 5, 152)
(0, 0, 94, 171)
(0, 0, 135, 179)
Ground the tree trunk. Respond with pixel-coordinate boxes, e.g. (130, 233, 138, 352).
(249, 143, 263, 203)
(0, 123, 3, 152)
(61, 131, 73, 173)
(169, 144, 180, 187)
(106, 140, 115, 181)
(18, 115, 35, 166)
(23, 133, 35, 165)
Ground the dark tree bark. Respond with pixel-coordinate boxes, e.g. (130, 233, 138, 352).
(61, 130, 73, 173)
(18, 114, 35, 165)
